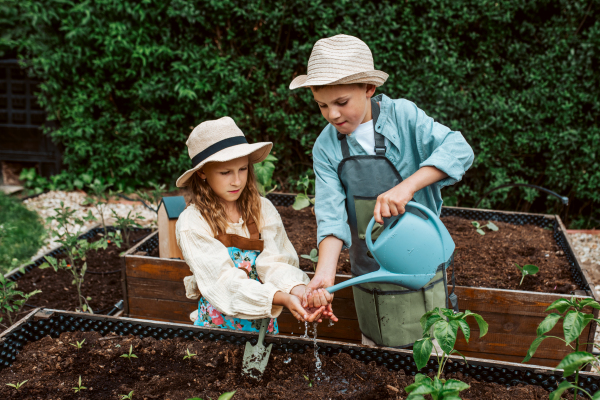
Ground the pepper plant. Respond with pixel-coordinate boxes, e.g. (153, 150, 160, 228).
(255, 154, 278, 196)
(292, 173, 315, 211)
(135, 182, 166, 212)
(407, 307, 489, 400)
(111, 209, 145, 249)
(0, 273, 41, 328)
(523, 296, 600, 400)
(40, 202, 100, 312)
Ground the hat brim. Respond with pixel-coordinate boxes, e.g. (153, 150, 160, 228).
(176, 142, 273, 187)
(289, 70, 389, 90)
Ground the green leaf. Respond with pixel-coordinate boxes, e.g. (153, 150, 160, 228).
(433, 320, 459, 354)
(441, 379, 470, 392)
(456, 319, 471, 342)
(421, 314, 443, 336)
(564, 310, 586, 344)
(470, 313, 489, 338)
(413, 338, 434, 370)
(292, 193, 311, 211)
(471, 221, 480, 228)
(537, 313, 562, 336)
(514, 263, 523, 273)
(485, 222, 499, 231)
(577, 298, 600, 310)
(592, 389, 600, 400)
(522, 335, 548, 363)
(549, 380, 579, 400)
(217, 391, 237, 400)
(547, 298, 574, 314)
(522, 264, 539, 275)
(476, 228, 485, 235)
(405, 373, 432, 394)
(309, 248, 318, 259)
(556, 352, 597, 377)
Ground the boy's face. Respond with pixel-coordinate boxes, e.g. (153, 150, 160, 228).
(198, 156, 249, 205)
(311, 84, 377, 135)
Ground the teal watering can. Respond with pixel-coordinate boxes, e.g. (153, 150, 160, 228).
(326, 201, 455, 293)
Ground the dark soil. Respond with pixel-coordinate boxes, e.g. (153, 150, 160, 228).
(276, 207, 577, 293)
(2, 230, 151, 326)
(0, 330, 557, 400)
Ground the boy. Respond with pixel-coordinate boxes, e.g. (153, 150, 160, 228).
(291, 34, 474, 347)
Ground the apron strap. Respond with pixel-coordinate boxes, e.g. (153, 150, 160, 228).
(246, 217, 260, 240)
(447, 254, 459, 312)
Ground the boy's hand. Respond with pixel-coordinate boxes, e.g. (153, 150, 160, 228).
(374, 180, 416, 225)
(303, 288, 339, 323)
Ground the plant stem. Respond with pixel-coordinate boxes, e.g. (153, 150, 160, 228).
(520, 274, 525, 285)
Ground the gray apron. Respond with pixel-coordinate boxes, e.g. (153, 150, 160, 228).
(337, 97, 454, 348)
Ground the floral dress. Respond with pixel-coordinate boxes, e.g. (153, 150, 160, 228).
(193, 246, 278, 334)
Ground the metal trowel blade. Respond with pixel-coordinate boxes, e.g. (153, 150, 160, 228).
(241, 340, 273, 380)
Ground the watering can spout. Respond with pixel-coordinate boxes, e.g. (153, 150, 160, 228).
(326, 270, 438, 293)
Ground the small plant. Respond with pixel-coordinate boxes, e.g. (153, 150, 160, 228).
(0, 273, 41, 328)
(523, 296, 600, 400)
(120, 345, 138, 362)
(73, 376, 86, 393)
(120, 391, 134, 399)
(135, 182, 166, 211)
(83, 180, 113, 236)
(6, 380, 28, 391)
(255, 154, 279, 196)
(514, 263, 539, 285)
(407, 307, 489, 400)
(187, 391, 236, 400)
(301, 248, 319, 271)
(292, 173, 315, 211)
(471, 221, 498, 235)
(183, 348, 197, 361)
(40, 202, 101, 312)
(303, 374, 313, 388)
(111, 209, 144, 249)
(70, 339, 85, 351)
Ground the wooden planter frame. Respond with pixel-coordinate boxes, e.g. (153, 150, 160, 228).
(121, 196, 598, 368)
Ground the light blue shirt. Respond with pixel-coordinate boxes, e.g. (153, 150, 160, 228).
(313, 93, 475, 249)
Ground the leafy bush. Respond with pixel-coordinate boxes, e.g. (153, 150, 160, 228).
(4, 0, 599, 225)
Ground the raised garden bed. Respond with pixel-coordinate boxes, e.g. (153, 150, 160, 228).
(2, 226, 152, 330)
(121, 193, 598, 368)
(1, 308, 599, 399)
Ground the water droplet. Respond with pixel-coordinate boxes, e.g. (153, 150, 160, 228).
(283, 357, 291, 364)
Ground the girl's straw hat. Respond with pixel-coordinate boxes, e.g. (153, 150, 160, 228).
(289, 34, 388, 90)
(176, 117, 272, 187)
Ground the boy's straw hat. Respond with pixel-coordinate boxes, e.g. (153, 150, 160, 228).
(289, 34, 388, 90)
(176, 117, 272, 187)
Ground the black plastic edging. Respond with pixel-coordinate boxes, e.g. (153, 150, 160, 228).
(265, 193, 590, 292)
(0, 309, 598, 394)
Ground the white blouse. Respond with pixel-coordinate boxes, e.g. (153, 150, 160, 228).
(176, 197, 310, 319)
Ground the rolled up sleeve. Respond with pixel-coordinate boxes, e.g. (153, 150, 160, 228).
(255, 198, 310, 294)
(411, 104, 474, 188)
(313, 137, 352, 249)
(176, 213, 283, 320)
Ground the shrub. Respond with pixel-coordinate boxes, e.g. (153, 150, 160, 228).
(4, 0, 599, 225)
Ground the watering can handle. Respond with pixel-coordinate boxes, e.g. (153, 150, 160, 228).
(365, 201, 446, 263)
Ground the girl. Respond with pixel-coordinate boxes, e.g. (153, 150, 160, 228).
(175, 117, 328, 334)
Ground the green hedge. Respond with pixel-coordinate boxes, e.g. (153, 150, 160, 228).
(3, 0, 600, 226)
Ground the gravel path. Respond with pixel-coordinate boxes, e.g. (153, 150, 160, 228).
(22, 190, 157, 261)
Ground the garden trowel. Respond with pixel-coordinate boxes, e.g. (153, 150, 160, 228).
(241, 318, 272, 380)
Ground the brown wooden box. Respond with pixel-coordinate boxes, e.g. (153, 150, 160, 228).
(121, 206, 598, 368)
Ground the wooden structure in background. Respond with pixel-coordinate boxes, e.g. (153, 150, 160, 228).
(122, 208, 598, 368)
(157, 196, 186, 259)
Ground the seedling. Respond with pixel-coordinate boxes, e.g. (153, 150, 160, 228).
(471, 221, 499, 235)
(111, 209, 144, 248)
(514, 263, 539, 285)
(303, 374, 314, 388)
(183, 348, 197, 361)
(40, 202, 101, 312)
(73, 376, 86, 393)
(301, 248, 319, 271)
(255, 154, 278, 196)
(0, 273, 41, 327)
(407, 307, 488, 399)
(187, 391, 236, 400)
(6, 380, 27, 391)
(292, 173, 315, 211)
(523, 296, 600, 400)
(120, 391, 134, 399)
(135, 182, 166, 212)
(82, 180, 113, 236)
(120, 345, 138, 362)
(70, 339, 85, 351)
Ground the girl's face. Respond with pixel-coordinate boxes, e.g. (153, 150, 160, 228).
(199, 156, 249, 205)
(311, 84, 377, 135)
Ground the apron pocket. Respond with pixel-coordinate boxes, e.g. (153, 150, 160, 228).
(354, 196, 385, 241)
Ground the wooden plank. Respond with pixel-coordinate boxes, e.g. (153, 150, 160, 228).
(125, 257, 190, 281)
(277, 312, 362, 342)
(455, 286, 593, 317)
(128, 297, 197, 324)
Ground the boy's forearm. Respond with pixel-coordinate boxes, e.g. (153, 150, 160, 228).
(404, 166, 448, 194)
(315, 235, 343, 284)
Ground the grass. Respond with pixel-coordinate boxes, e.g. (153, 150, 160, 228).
(0, 192, 46, 274)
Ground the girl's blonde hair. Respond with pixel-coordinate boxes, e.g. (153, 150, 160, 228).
(187, 163, 262, 237)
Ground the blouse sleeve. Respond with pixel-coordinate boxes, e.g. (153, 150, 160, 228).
(176, 207, 284, 319)
(254, 198, 311, 293)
